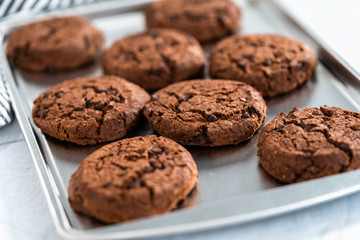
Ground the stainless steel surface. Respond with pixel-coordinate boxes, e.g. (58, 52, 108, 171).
(2, 0, 360, 239)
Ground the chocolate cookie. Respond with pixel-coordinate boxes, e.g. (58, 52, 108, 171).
(210, 34, 317, 97)
(7, 16, 104, 72)
(32, 76, 150, 145)
(68, 135, 198, 223)
(144, 79, 266, 146)
(102, 28, 206, 90)
(258, 106, 360, 183)
(146, 0, 241, 43)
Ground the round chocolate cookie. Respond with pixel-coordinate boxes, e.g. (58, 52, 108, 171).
(32, 76, 150, 145)
(7, 16, 104, 72)
(146, 0, 241, 43)
(144, 79, 266, 146)
(102, 28, 206, 90)
(258, 106, 360, 183)
(68, 135, 198, 223)
(210, 34, 317, 97)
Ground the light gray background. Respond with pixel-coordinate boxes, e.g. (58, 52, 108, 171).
(2, 0, 360, 239)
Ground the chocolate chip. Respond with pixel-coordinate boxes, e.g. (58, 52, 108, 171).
(40, 111, 47, 118)
(112, 95, 125, 103)
(108, 88, 118, 95)
(320, 107, 334, 117)
(262, 59, 272, 67)
(111, 161, 129, 170)
(180, 93, 193, 102)
(147, 151, 158, 160)
(242, 54, 254, 61)
(95, 101, 106, 110)
(291, 107, 301, 113)
(96, 159, 104, 171)
(55, 92, 63, 98)
(247, 106, 258, 116)
(277, 124, 286, 133)
(351, 123, 360, 131)
(170, 41, 179, 47)
(274, 52, 283, 58)
(263, 70, 271, 78)
(176, 199, 185, 209)
(312, 109, 323, 116)
(135, 149, 145, 154)
(150, 161, 164, 169)
(103, 183, 113, 189)
(193, 133, 206, 145)
(242, 112, 250, 118)
(236, 60, 247, 70)
(309, 126, 323, 132)
(143, 166, 153, 173)
(208, 114, 218, 122)
(154, 111, 163, 117)
(151, 96, 159, 101)
(121, 179, 133, 189)
(94, 89, 107, 94)
(151, 147, 162, 153)
(85, 98, 92, 108)
(217, 16, 226, 26)
(132, 179, 141, 188)
(138, 46, 148, 52)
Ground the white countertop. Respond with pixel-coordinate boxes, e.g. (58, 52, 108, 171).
(2, 0, 360, 239)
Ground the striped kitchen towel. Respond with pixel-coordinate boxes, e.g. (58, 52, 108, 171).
(0, 62, 13, 128)
(0, 0, 106, 20)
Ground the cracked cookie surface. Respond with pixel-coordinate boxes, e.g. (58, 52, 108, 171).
(144, 79, 267, 146)
(102, 28, 206, 90)
(7, 16, 104, 72)
(210, 34, 317, 97)
(68, 135, 198, 223)
(32, 76, 150, 145)
(257, 106, 360, 183)
(146, 0, 241, 43)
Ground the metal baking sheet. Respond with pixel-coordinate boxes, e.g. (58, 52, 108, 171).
(2, 0, 360, 239)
